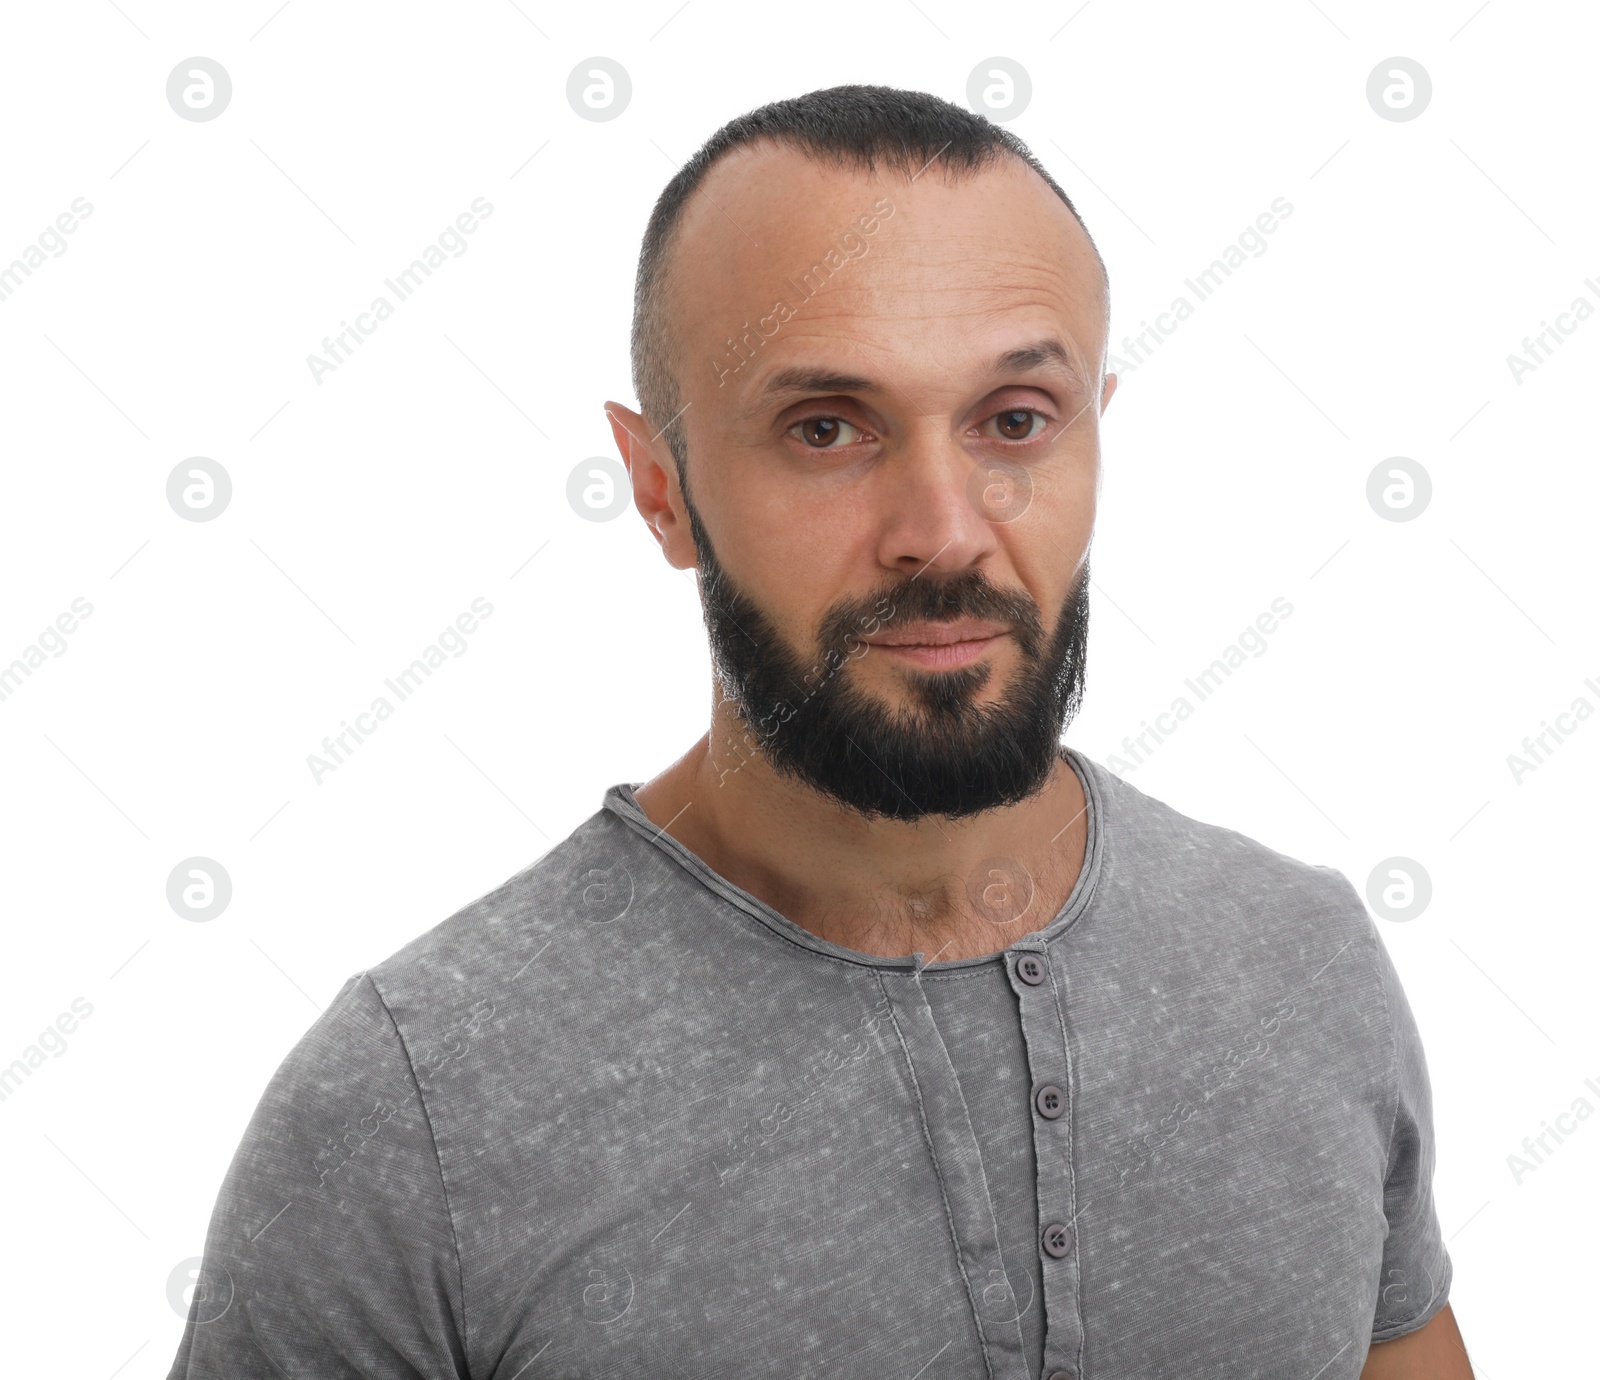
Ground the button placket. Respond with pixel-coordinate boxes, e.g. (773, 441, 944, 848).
(1008, 941, 1085, 1378)
(875, 968, 1034, 1380)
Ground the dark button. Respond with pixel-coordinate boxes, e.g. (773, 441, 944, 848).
(1016, 953, 1046, 985)
(1047, 1371, 1078, 1380)
(1042, 1222, 1074, 1258)
(1034, 1083, 1066, 1119)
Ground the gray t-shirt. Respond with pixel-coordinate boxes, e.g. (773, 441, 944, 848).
(167, 747, 1451, 1379)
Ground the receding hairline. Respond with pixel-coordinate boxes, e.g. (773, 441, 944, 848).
(652, 136, 1109, 334)
(628, 86, 1112, 470)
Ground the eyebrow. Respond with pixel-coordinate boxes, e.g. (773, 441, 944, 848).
(746, 337, 1088, 414)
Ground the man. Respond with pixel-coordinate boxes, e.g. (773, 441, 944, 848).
(169, 86, 1471, 1378)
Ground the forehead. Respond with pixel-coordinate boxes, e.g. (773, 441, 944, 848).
(664, 140, 1106, 400)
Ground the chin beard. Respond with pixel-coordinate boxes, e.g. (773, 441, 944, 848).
(684, 481, 1089, 822)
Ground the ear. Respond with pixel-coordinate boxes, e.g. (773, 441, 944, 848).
(604, 402, 697, 571)
(1100, 371, 1118, 413)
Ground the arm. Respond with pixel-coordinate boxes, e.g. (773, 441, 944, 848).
(1359, 1303, 1473, 1379)
(167, 973, 468, 1379)
(1364, 916, 1458, 1359)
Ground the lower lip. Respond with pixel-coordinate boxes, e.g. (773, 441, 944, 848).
(869, 635, 1003, 668)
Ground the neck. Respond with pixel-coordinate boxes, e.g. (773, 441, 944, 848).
(630, 703, 1090, 963)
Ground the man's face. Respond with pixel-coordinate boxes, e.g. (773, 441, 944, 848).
(642, 142, 1113, 821)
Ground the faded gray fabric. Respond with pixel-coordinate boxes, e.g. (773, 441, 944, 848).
(168, 747, 1451, 1379)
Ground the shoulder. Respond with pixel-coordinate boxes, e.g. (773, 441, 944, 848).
(1081, 752, 1370, 935)
(1073, 753, 1390, 1052)
(351, 797, 661, 1044)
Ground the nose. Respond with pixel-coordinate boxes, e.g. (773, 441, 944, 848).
(876, 429, 1001, 578)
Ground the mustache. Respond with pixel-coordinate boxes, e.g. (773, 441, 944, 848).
(819, 569, 1047, 663)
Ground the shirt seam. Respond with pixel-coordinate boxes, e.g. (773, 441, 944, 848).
(603, 807, 934, 974)
(875, 968, 999, 1380)
(1370, 1250, 1452, 1342)
(1043, 752, 1109, 959)
(1368, 913, 1403, 1202)
(1361, 896, 1422, 1338)
(1043, 947, 1085, 1378)
(599, 745, 1105, 975)
(361, 970, 471, 1373)
(910, 961, 1029, 1368)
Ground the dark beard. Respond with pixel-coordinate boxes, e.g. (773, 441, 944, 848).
(681, 475, 1089, 822)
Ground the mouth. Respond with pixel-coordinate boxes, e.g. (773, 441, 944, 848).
(861, 620, 1009, 669)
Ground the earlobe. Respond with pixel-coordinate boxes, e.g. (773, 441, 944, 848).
(603, 399, 693, 566)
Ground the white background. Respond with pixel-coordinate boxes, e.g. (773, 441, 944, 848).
(1, 1, 1595, 1375)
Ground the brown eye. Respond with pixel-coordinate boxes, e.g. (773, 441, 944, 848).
(787, 417, 863, 448)
(991, 409, 1045, 441)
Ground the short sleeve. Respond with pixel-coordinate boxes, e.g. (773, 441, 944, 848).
(1368, 927, 1453, 1342)
(166, 973, 469, 1379)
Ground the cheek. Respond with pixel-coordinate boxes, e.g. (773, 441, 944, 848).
(1037, 443, 1098, 536)
(1002, 470, 1095, 601)
(714, 482, 867, 630)
(1011, 454, 1094, 552)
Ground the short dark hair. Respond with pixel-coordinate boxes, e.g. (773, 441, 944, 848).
(629, 83, 1108, 478)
